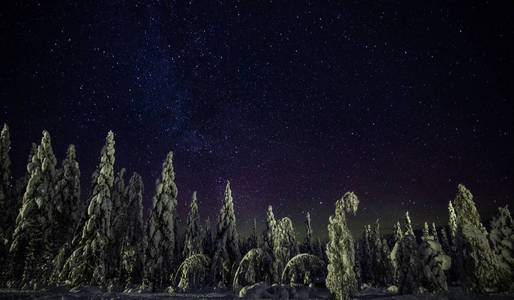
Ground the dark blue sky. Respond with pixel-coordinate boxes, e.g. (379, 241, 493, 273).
(1, 1, 513, 238)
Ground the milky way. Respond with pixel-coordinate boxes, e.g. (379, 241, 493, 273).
(1, 1, 513, 238)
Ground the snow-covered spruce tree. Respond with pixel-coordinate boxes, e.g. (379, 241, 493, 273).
(326, 192, 359, 300)
(211, 180, 241, 289)
(390, 220, 403, 286)
(53, 144, 81, 249)
(143, 151, 178, 290)
(248, 217, 259, 249)
(119, 172, 145, 288)
(263, 205, 277, 254)
(453, 184, 502, 292)
(62, 130, 115, 287)
(422, 222, 430, 240)
(359, 224, 373, 285)
(273, 217, 299, 284)
(431, 222, 439, 243)
(370, 219, 391, 287)
(203, 216, 214, 257)
(304, 212, 314, 254)
(418, 234, 451, 293)
(448, 201, 457, 246)
(440, 228, 450, 254)
(183, 191, 204, 259)
(109, 168, 128, 282)
(397, 211, 421, 294)
(489, 205, 514, 290)
(9, 130, 58, 289)
(0, 124, 12, 246)
(0, 123, 12, 282)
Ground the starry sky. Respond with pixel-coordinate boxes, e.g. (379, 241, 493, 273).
(1, 1, 513, 239)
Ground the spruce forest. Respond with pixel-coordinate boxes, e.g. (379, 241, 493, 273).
(0, 125, 513, 299)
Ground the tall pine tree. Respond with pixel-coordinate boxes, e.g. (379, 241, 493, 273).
(211, 181, 241, 289)
(183, 191, 204, 259)
(143, 151, 178, 290)
(62, 131, 115, 287)
(0, 124, 12, 247)
(326, 192, 359, 300)
(9, 130, 58, 289)
(120, 172, 145, 287)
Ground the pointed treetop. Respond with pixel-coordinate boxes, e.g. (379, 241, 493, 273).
(453, 184, 481, 227)
(404, 211, 414, 236)
(422, 222, 430, 238)
(67, 144, 76, 160)
(1, 123, 9, 143)
(393, 221, 403, 242)
(448, 201, 457, 239)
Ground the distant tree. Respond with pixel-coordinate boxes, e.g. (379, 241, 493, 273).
(453, 184, 503, 292)
(393, 221, 403, 244)
(448, 201, 457, 245)
(203, 216, 214, 257)
(326, 191, 359, 300)
(0, 124, 12, 281)
(211, 181, 241, 289)
(439, 228, 450, 254)
(0, 124, 12, 246)
(62, 131, 115, 287)
(183, 191, 204, 259)
(303, 212, 314, 254)
(143, 151, 178, 290)
(431, 222, 439, 243)
(422, 222, 430, 240)
(397, 211, 420, 294)
(54, 145, 81, 249)
(489, 205, 514, 290)
(273, 217, 298, 282)
(360, 224, 373, 285)
(263, 205, 277, 255)
(109, 168, 127, 282)
(9, 130, 58, 289)
(119, 172, 145, 287)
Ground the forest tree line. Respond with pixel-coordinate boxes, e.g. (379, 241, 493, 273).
(0, 124, 512, 299)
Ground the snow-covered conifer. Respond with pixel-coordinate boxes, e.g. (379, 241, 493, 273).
(304, 212, 314, 254)
(54, 144, 81, 248)
(326, 192, 359, 300)
(397, 211, 420, 294)
(448, 201, 457, 242)
(183, 191, 204, 259)
(120, 172, 145, 287)
(203, 216, 213, 256)
(422, 222, 430, 239)
(453, 184, 501, 292)
(211, 180, 241, 289)
(143, 151, 178, 290)
(393, 221, 402, 244)
(62, 131, 115, 287)
(431, 222, 439, 242)
(263, 205, 277, 255)
(0, 124, 12, 246)
(489, 205, 514, 290)
(273, 217, 298, 283)
(9, 130, 58, 289)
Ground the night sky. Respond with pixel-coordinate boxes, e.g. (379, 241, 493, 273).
(1, 1, 513, 239)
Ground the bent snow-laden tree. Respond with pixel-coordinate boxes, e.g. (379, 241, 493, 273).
(326, 191, 359, 300)
(143, 151, 178, 290)
(233, 248, 273, 292)
(183, 191, 204, 259)
(173, 254, 211, 292)
(9, 130, 58, 289)
(418, 235, 451, 293)
(281, 253, 326, 287)
(211, 181, 241, 289)
(61, 131, 115, 287)
(453, 184, 504, 293)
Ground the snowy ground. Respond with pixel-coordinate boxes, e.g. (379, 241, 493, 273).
(0, 286, 512, 299)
